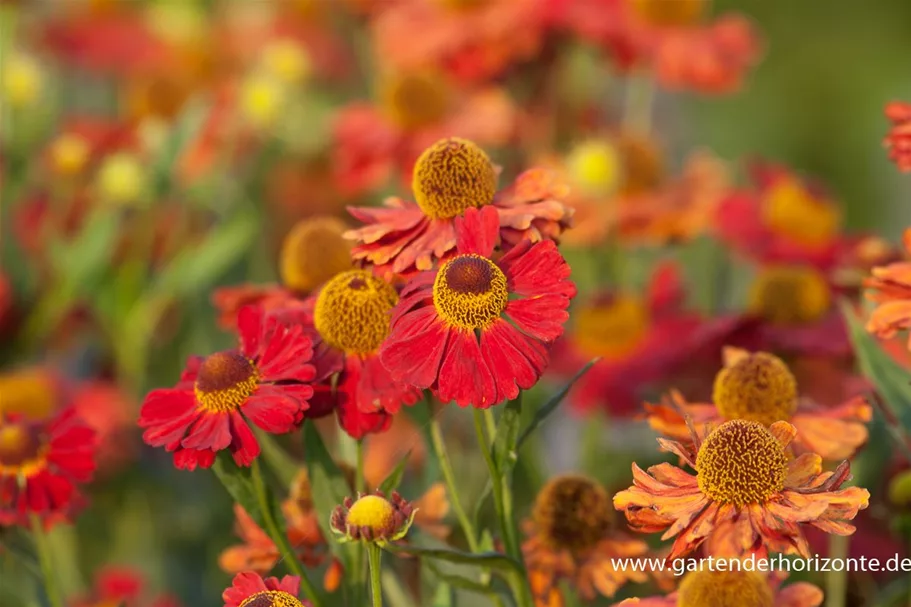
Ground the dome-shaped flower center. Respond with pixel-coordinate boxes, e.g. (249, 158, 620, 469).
(631, 0, 706, 27)
(565, 140, 622, 198)
(696, 420, 788, 507)
(433, 254, 508, 330)
(677, 570, 773, 607)
(617, 134, 664, 197)
(238, 590, 305, 607)
(279, 216, 352, 293)
(532, 475, 613, 555)
(762, 179, 840, 248)
(0, 422, 47, 477)
(380, 71, 450, 131)
(713, 352, 798, 426)
(347, 494, 396, 536)
(571, 295, 649, 360)
(0, 369, 56, 419)
(748, 266, 831, 324)
(314, 270, 399, 355)
(412, 137, 498, 220)
(193, 352, 260, 413)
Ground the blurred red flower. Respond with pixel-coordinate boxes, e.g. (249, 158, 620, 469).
(885, 101, 911, 172)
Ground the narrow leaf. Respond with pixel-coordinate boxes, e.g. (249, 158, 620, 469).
(378, 450, 412, 494)
(517, 358, 599, 448)
(384, 543, 523, 578)
(211, 453, 282, 534)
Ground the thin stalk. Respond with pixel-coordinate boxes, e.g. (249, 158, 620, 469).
(29, 513, 62, 607)
(826, 534, 849, 607)
(429, 413, 480, 552)
(251, 460, 322, 607)
(352, 439, 365, 603)
(367, 544, 384, 607)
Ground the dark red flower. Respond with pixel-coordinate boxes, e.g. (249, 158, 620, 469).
(138, 306, 314, 470)
(0, 408, 96, 525)
(380, 205, 575, 408)
(885, 101, 911, 172)
(223, 572, 310, 607)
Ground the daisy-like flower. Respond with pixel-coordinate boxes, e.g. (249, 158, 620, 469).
(613, 569, 822, 607)
(380, 205, 575, 408)
(70, 566, 181, 607)
(646, 349, 871, 460)
(212, 216, 352, 329)
(138, 306, 315, 471)
(302, 268, 422, 438)
(331, 491, 417, 545)
(614, 419, 869, 559)
(865, 227, 911, 350)
(0, 367, 59, 420)
(523, 475, 650, 604)
(715, 162, 848, 269)
(222, 572, 311, 607)
(885, 101, 911, 172)
(345, 137, 573, 278)
(0, 408, 96, 525)
(552, 262, 745, 415)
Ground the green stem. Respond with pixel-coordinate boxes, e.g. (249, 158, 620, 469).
(352, 438, 365, 604)
(429, 413, 480, 552)
(367, 544, 384, 607)
(356, 439, 365, 493)
(251, 460, 322, 607)
(826, 534, 849, 607)
(29, 513, 62, 607)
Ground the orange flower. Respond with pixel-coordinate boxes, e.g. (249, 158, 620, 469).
(613, 419, 869, 560)
(865, 227, 911, 350)
(613, 569, 822, 607)
(646, 349, 871, 460)
(523, 475, 650, 605)
(370, 0, 549, 83)
(884, 101, 911, 172)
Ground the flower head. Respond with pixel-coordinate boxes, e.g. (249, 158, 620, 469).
(279, 217, 352, 294)
(378, 70, 450, 131)
(0, 367, 58, 420)
(713, 351, 797, 426)
(69, 566, 181, 607)
(380, 205, 575, 408)
(614, 420, 869, 559)
(0, 408, 96, 525)
(345, 137, 572, 277)
(885, 101, 911, 172)
(524, 475, 649, 603)
(223, 572, 310, 607)
(748, 266, 831, 325)
(138, 306, 315, 470)
(1, 53, 44, 108)
(865, 227, 911, 350)
(331, 490, 416, 545)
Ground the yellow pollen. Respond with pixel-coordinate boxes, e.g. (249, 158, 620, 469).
(630, 0, 707, 27)
(0, 369, 56, 420)
(713, 352, 798, 426)
(565, 140, 622, 198)
(571, 295, 649, 360)
(432, 254, 508, 330)
(193, 352, 259, 413)
(279, 217, 352, 293)
(238, 590, 305, 607)
(314, 270, 398, 355)
(379, 71, 450, 131)
(762, 178, 840, 248)
(678, 569, 773, 607)
(533, 475, 612, 554)
(347, 495, 396, 534)
(696, 420, 788, 507)
(0, 423, 48, 478)
(50, 134, 90, 175)
(748, 266, 831, 324)
(412, 138, 498, 220)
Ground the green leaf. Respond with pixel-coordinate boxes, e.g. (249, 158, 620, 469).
(426, 562, 500, 598)
(517, 358, 599, 449)
(210, 453, 283, 534)
(492, 401, 521, 477)
(430, 581, 455, 607)
(257, 431, 301, 488)
(384, 544, 523, 578)
(378, 450, 412, 494)
(150, 208, 259, 300)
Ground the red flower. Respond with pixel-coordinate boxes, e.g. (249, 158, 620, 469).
(70, 380, 135, 475)
(380, 205, 575, 408)
(223, 572, 310, 607)
(70, 566, 181, 607)
(885, 101, 911, 172)
(0, 408, 96, 525)
(138, 306, 314, 471)
(346, 137, 573, 278)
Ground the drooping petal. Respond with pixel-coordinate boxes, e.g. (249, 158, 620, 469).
(454, 205, 499, 257)
(437, 329, 498, 408)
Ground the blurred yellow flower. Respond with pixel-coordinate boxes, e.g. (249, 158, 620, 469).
(0, 368, 56, 420)
(261, 40, 311, 85)
(2, 53, 44, 109)
(50, 134, 90, 176)
(565, 140, 621, 198)
(96, 153, 147, 205)
(240, 75, 286, 130)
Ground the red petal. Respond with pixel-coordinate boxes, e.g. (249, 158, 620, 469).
(455, 206, 499, 257)
(181, 412, 232, 451)
(237, 305, 264, 357)
(499, 240, 575, 299)
(228, 411, 260, 466)
(381, 309, 451, 389)
(437, 330, 498, 408)
(505, 295, 570, 342)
